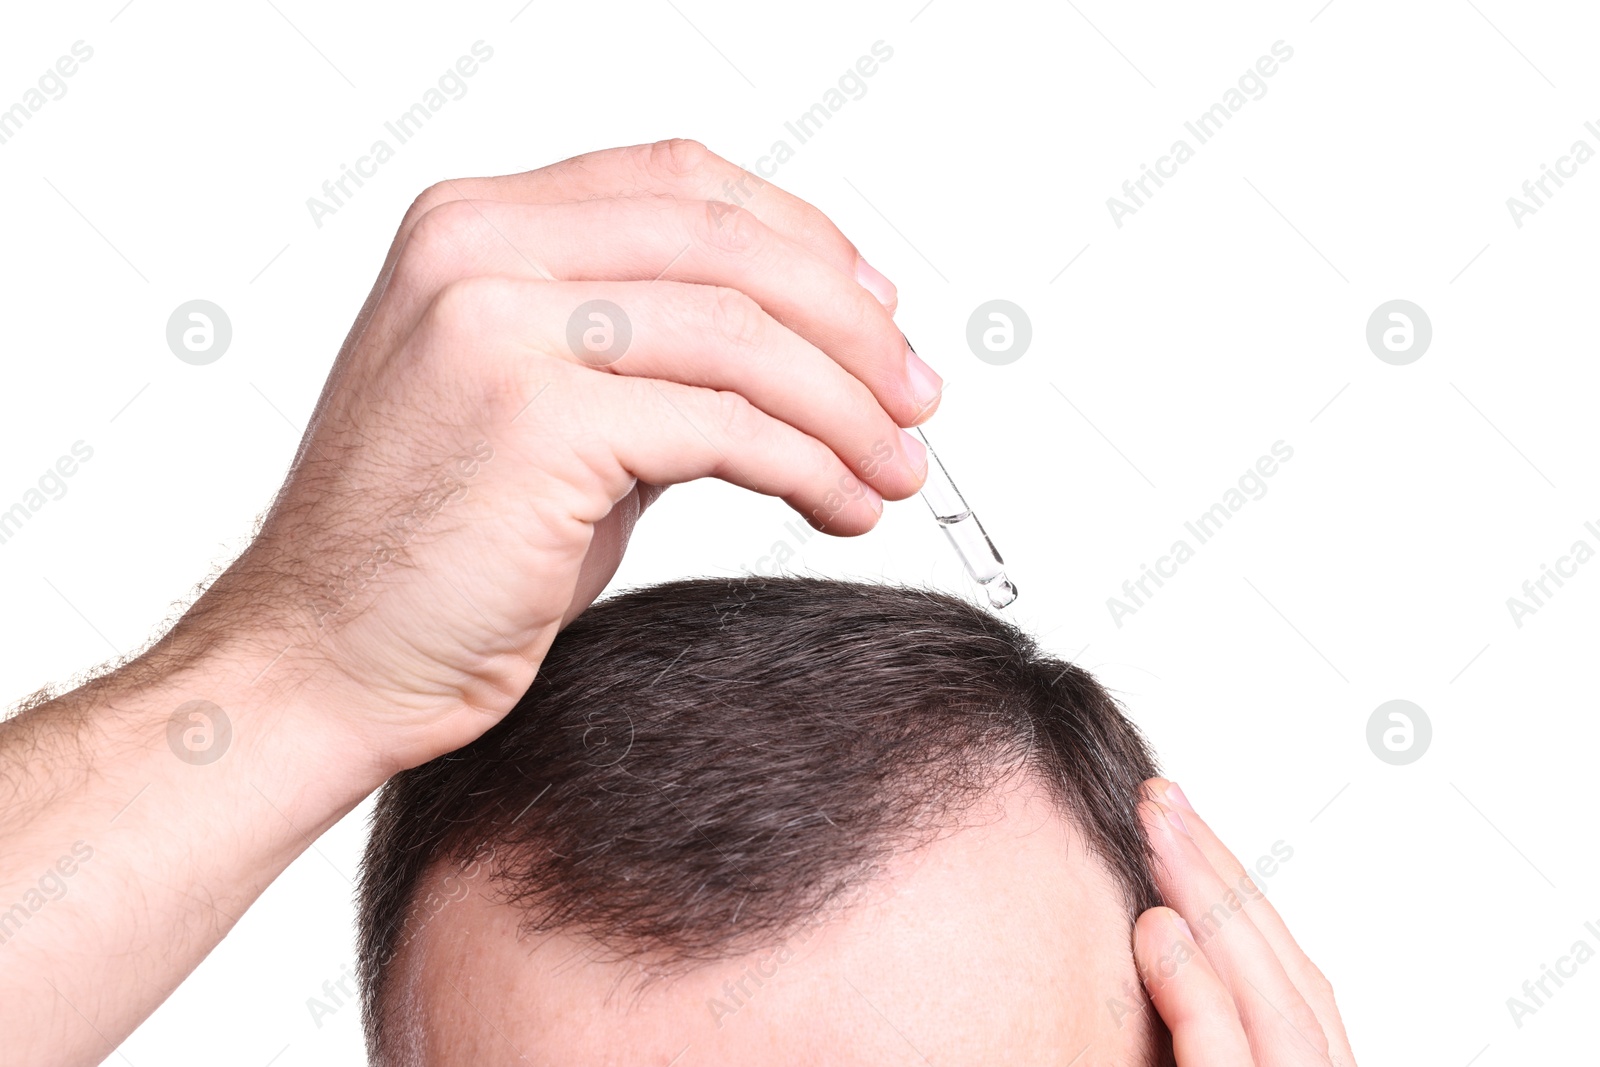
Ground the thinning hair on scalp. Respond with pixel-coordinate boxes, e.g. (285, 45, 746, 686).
(357, 576, 1163, 1052)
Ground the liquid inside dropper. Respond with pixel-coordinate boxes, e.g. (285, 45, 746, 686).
(916, 427, 1018, 610)
(985, 575, 1019, 609)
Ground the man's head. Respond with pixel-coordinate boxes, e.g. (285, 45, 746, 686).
(358, 577, 1171, 1064)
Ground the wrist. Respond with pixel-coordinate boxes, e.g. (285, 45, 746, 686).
(0, 621, 384, 1066)
(92, 627, 389, 832)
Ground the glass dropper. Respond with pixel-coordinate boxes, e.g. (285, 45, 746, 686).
(913, 425, 1017, 610)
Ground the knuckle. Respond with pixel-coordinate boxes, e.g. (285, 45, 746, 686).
(709, 389, 762, 446)
(401, 179, 468, 235)
(794, 200, 860, 262)
(427, 279, 473, 331)
(427, 276, 513, 334)
(695, 199, 763, 255)
(1304, 963, 1337, 1002)
(834, 286, 886, 352)
(705, 287, 766, 352)
(645, 138, 715, 181)
(411, 280, 544, 420)
(403, 199, 486, 276)
(1280, 1001, 1329, 1052)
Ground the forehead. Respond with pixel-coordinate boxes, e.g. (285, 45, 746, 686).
(397, 778, 1158, 1065)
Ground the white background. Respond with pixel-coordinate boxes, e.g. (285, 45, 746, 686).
(2, 0, 1596, 1063)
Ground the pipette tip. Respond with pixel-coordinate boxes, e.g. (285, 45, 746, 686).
(984, 576, 1018, 610)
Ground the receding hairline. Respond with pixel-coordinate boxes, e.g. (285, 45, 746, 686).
(357, 576, 1164, 1057)
(406, 749, 1110, 956)
(386, 762, 1154, 1060)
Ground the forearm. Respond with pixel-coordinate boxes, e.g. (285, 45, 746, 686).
(0, 141, 936, 1065)
(0, 635, 375, 1067)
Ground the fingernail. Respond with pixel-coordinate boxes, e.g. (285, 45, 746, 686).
(867, 486, 884, 515)
(1172, 914, 1194, 941)
(904, 339, 944, 416)
(899, 428, 928, 479)
(1165, 781, 1194, 813)
(855, 255, 897, 308)
(1164, 803, 1192, 839)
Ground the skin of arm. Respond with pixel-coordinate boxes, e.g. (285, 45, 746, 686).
(0, 141, 1358, 1067)
(0, 140, 938, 1066)
(0, 636, 376, 1064)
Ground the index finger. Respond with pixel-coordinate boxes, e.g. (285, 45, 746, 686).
(400, 140, 896, 307)
(1150, 780, 1356, 1067)
(1135, 907, 1255, 1067)
(1140, 796, 1331, 1066)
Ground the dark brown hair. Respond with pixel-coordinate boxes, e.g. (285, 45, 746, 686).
(357, 576, 1162, 1050)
